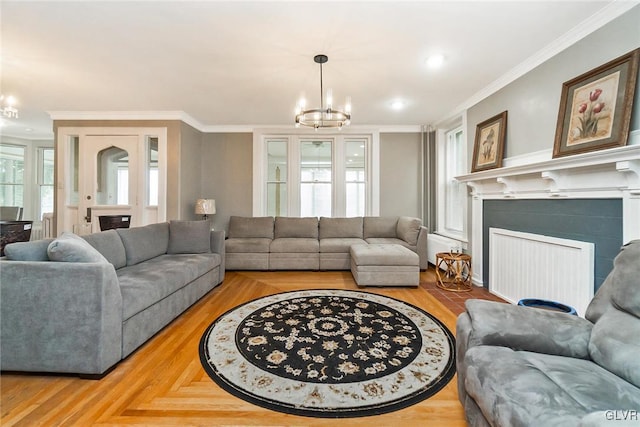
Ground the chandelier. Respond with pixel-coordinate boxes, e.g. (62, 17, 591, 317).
(295, 54, 351, 130)
(0, 95, 19, 119)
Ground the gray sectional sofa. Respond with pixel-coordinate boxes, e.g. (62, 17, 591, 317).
(225, 216, 427, 271)
(0, 220, 225, 377)
(456, 240, 640, 426)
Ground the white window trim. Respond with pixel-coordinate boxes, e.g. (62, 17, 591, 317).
(253, 128, 380, 217)
(436, 112, 468, 242)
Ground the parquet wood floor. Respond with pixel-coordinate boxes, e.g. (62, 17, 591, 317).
(1, 269, 496, 426)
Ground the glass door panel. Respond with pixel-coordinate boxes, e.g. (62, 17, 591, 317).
(300, 140, 332, 217)
(266, 139, 287, 217)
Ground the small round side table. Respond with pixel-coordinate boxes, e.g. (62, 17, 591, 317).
(435, 252, 472, 292)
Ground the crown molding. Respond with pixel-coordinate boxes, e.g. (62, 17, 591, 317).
(439, 1, 639, 123)
(47, 112, 423, 134)
(47, 110, 205, 129)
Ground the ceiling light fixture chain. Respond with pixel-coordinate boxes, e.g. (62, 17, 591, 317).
(295, 54, 351, 130)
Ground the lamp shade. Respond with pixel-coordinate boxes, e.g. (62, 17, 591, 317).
(195, 199, 216, 215)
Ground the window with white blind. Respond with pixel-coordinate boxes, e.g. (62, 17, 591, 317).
(437, 119, 467, 240)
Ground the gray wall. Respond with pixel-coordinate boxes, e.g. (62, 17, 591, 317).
(379, 132, 422, 218)
(199, 131, 424, 233)
(467, 6, 640, 159)
(200, 133, 253, 232)
(177, 122, 204, 220)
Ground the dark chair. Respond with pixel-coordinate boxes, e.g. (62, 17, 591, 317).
(98, 215, 132, 231)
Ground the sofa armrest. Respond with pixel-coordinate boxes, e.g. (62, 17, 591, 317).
(463, 299, 593, 359)
(210, 230, 226, 282)
(0, 260, 123, 375)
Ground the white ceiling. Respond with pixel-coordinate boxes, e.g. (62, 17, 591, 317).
(0, 0, 632, 140)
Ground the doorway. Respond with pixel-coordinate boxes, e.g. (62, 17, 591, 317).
(56, 127, 167, 235)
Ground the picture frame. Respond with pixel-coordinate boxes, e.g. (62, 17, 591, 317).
(471, 111, 507, 172)
(553, 48, 639, 158)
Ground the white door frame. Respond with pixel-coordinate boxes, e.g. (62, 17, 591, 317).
(55, 127, 167, 235)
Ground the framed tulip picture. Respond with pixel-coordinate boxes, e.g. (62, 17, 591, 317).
(553, 48, 639, 158)
(471, 111, 507, 172)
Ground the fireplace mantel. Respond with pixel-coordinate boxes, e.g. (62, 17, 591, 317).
(457, 140, 640, 199)
(456, 133, 639, 286)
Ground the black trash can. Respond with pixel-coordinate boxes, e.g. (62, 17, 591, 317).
(99, 215, 132, 231)
(0, 220, 33, 256)
(517, 298, 577, 316)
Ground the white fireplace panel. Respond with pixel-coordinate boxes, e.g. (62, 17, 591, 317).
(489, 228, 594, 317)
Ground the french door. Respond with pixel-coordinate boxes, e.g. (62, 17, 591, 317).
(56, 127, 167, 235)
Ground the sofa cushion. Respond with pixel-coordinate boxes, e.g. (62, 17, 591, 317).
(589, 309, 640, 388)
(48, 232, 108, 263)
(117, 253, 219, 320)
(320, 238, 367, 253)
(83, 230, 127, 269)
(270, 238, 319, 253)
(363, 216, 398, 239)
(464, 299, 592, 359)
(167, 220, 211, 254)
(586, 240, 640, 388)
(587, 240, 640, 323)
(117, 222, 169, 266)
(319, 217, 363, 239)
(365, 237, 413, 249)
(274, 217, 318, 239)
(228, 216, 274, 239)
(4, 238, 54, 261)
(226, 238, 271, 253)
(609, 240, 640, 317)
(350, 244, 418, 266)
(463, 346, 640, 427)
(396, 216, 421, 246)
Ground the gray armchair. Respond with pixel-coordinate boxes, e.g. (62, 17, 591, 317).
(456, 240, 640, 426)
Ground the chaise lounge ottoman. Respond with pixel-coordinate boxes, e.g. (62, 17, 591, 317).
(350, 244, 419, 287)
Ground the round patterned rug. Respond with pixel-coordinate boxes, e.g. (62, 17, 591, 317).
(199, 289, 456, 418)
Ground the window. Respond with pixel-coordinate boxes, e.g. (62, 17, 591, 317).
(266, 139, 287, 216)
(96, 146, 129, 205)
(0, 144, 25, 208)
(345, 139, 366, 217)
(68, 136, 80, 205)
(257, 132, 376, 217)
(437, 118, 467, 240)
(147, 137, 159, 206)
(300, 140, 332, 217)
(38, 148, 54, 218)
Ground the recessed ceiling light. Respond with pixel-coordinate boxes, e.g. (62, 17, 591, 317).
(391, 100, 405, 110)
(426, 54, 445, 69)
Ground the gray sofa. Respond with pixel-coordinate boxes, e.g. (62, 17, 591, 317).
(456, 240, 640, 427)
(0, 220, 225, 377)
(225, 216, 427, 271)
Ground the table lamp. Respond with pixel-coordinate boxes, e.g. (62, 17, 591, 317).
(195, 198, 216, 220)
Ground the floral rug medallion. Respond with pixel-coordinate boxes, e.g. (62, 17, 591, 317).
(199, 289, 456, 418)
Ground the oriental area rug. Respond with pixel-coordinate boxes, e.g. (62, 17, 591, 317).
(199, 289, 456, 418)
